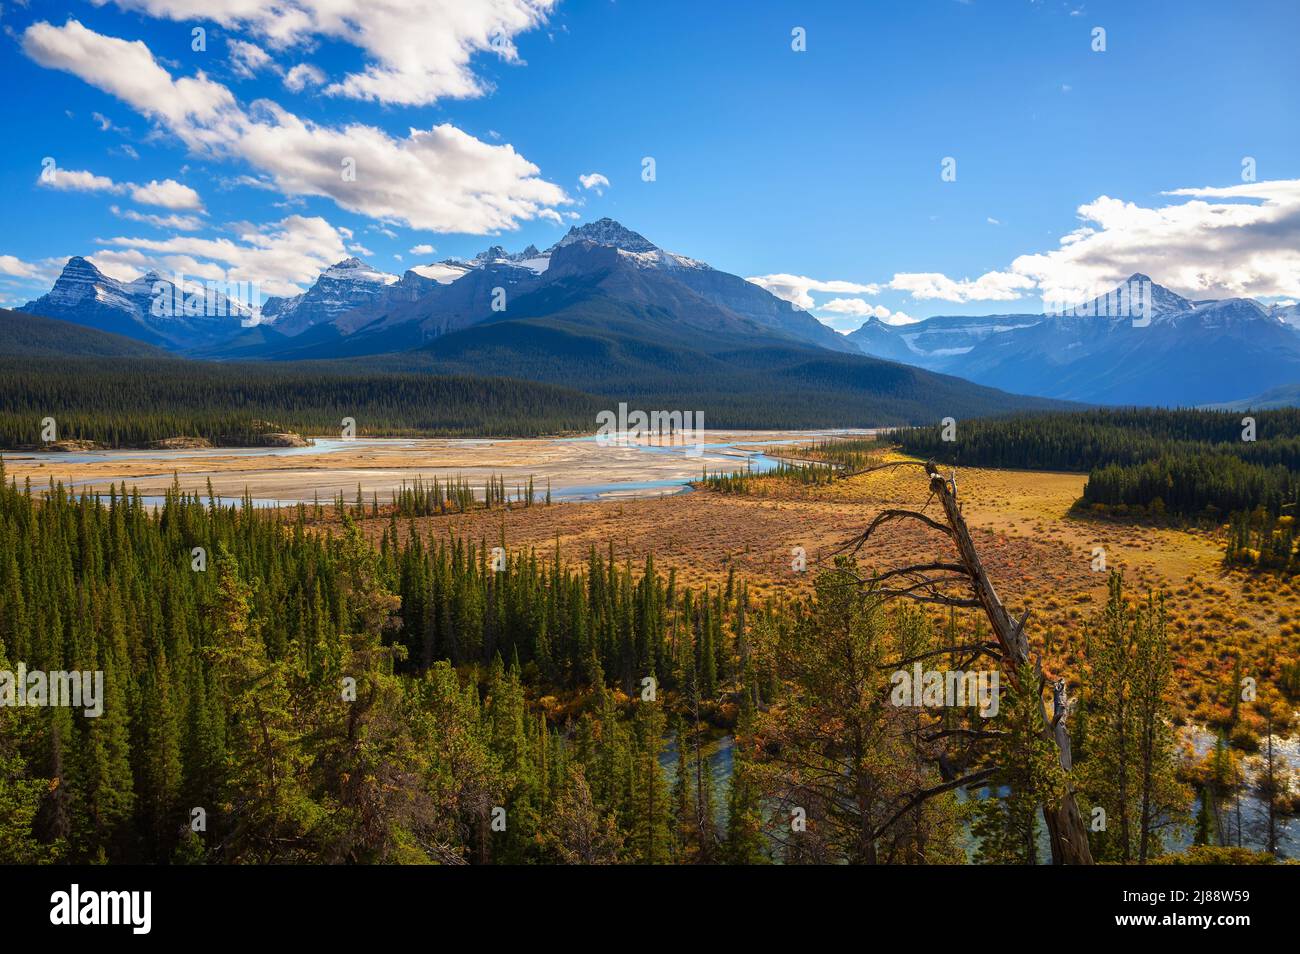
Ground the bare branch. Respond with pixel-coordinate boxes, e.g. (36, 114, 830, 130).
(882, 643, 1004, 670)
(871, 768, 996, 841)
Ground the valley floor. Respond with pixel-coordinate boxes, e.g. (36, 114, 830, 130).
(348, 454, 1285, 734)
(0, 430, 861, 504)
(5, 432, 1289, 730)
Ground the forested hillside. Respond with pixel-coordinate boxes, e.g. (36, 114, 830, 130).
(0, 308, 171, 359)
(898, 409, 1300, 522)
(0, 358, 604, 446)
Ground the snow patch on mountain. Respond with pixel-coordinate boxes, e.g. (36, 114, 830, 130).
(409, 262, 472, 284)
(320, 257, 399, 285)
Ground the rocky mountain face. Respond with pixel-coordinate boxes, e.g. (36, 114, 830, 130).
(846, 274, 1300, 406)
(21, 256, 252, 348)
(24, 238, 1300, 410)
(259, 257, 399, 337)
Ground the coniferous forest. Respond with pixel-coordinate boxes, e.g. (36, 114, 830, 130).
(1, 459, 1258, 866)
(0, 358, 604, 446)
(900, 410, 1300, 567)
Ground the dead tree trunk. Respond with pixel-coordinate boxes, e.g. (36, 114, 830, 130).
(835, 457, 1094, 864)
(921, 462, 1094, 864)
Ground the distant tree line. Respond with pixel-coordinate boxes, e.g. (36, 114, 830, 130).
(897, 409, 1300, 524)
(0, 357, 604, 447)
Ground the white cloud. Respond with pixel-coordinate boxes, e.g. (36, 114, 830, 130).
(86, 249, 152, 282)
(24, 20, 237, 130)
(130, 178, 203, 209)
(409, 243, 435, 255)
(24, 19, 570, 234)
(37, 163, 203, 215)
(579, 172, 610, 194)
(816, 298, 917, 330)
(887, 270, 1036, 303)
(284, 63, 325, 92)
(1010, 179, 1300, 302)
(101, 0, 559, 106)
(38, 166, 122, 193)
(776, 179, 1300, 313)
(91, 110, 128, 134)
(110, 205, 205, 231)
(229, 39, 271, 79)
(818, 298, 888, 318)
(746, 273, 881, 310)
(0, 255, 41, 278)
(98, 214, 352, 296)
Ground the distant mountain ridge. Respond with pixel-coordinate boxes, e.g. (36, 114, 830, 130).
(17, 218, 855, 360)
(0, 307, 170, 358)
(846, 274, 1300, 406)
(25, 227, 1298, 410)
(5, 221, 1079, 427)
(22, 257, 252, 349)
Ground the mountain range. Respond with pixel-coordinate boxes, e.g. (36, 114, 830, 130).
(846, 275, 1300, 406)
(7, 218, 1076, 427)
(21, 256, 253, 350)
(14, 218, 1300, 410)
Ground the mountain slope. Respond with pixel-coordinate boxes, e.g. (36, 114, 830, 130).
(367, 278, 1075, 426)
(20, 257, 252, 349)
(846, 275, 1300, 406)
(260, 257, 399, 337)
(1203, 383, 1300, 410)
(207, 218, 859, 360)
(0, 308, 171, 358)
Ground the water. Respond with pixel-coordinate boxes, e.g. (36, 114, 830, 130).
(7, 437, 415, 466)
(11, 430, 853, 508)
(654, 726, 1297, 862)
(1176, 725, 1298, 857)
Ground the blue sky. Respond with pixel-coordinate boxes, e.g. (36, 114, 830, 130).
(2, 0, 1298, 327)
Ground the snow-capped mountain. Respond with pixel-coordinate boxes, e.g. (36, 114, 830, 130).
(1269, 300, 1300, 329)
(260, 218, 854, 355)
(17, 219, 859, 359)
(846, 312, 1044, 365)
(21, 256, 252, 348)
(455, 243, 550, 273)
(536, 219, 848, 351)
(543, 218, 707, 271)
(260, 257, 399, 337)
(847, 273, 1300, 406)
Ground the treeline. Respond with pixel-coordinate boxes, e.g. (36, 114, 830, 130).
(793, 435, 888, 472)
(1083, 456, 1300, 519)
(1225, 510, 1300, 572)
(392, 474, 550, 516)
(896, 409, 1300, 523)
(0, 357, 603, 447)
(694, 460, 837, 495)
(897, 409, 1300, 472)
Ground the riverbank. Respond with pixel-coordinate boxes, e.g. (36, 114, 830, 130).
(0, 429, 872, 506)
